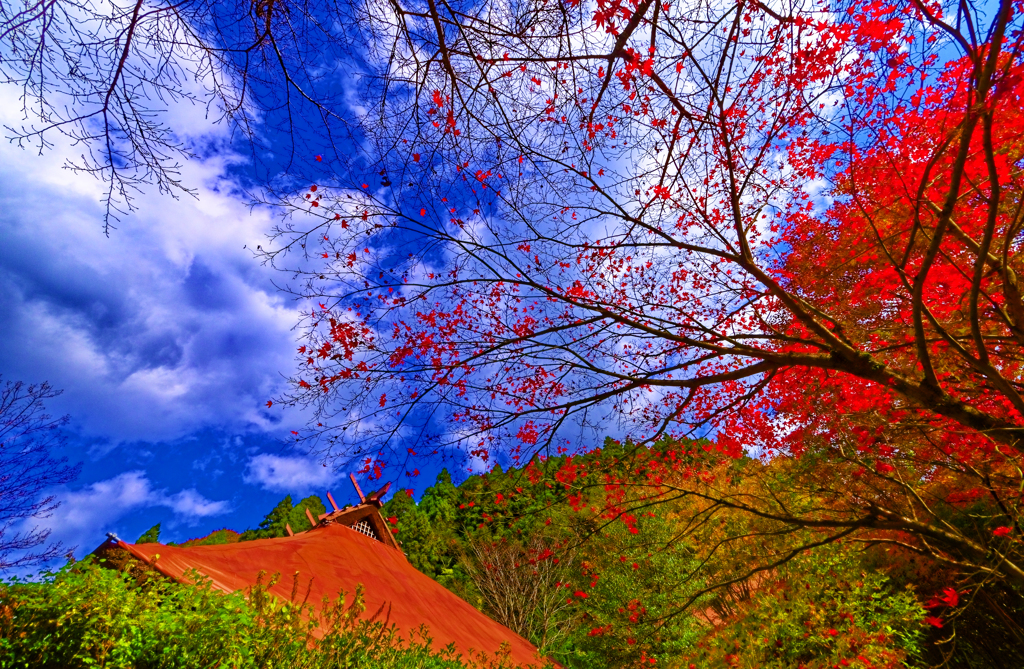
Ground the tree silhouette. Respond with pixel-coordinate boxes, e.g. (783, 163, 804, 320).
(0, 378, 80, 571)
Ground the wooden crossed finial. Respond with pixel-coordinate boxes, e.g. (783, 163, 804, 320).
(349, 473, 365, 503)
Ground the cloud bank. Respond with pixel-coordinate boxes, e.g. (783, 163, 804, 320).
(0, 85, 305, 444)
(25, 471, 229, 556)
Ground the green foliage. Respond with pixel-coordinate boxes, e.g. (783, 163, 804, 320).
(0, 559, 530, 669)
(240, 495, 294, 541)
(382, 472, 478, 602)
(238, 495, 328, 541)
(380, 444, 937, 669)
(135, 524, 160, 544)
(681, 545, 926, 669)
(418, 469, 460, 526)
(174, 529, 241, 548)
(546, 516, 709, 669)
(287, 495, 327, 533)
(379, 453, 712, 664)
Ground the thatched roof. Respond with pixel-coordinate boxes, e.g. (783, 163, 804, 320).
(100, 479, 542, 667)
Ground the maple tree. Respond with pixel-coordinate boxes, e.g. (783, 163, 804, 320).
(271, 0, 1022, 537)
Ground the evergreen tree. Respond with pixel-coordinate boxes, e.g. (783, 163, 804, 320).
(384, 471, 477, 601)
(381, 488, 416, 521)
(238, 495, 328, 541)
(419, 469, 459, 525)
(135, 523, 160, 544)
(239, 496, 293, 541)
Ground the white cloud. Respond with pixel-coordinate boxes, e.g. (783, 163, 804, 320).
(244, 453, 342, 495)
(164, 489, 231, 518)
(23, 471, 229, 558)
(0, 83, 307, 444)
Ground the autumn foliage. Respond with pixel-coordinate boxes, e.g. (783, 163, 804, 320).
(259, 0, 1024, 658)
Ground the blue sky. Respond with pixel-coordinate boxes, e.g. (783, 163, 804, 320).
(0, 80, 381, 561)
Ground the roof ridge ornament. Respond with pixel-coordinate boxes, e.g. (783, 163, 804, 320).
(306, 480, 402, 554)
(349, 473, 365, 503)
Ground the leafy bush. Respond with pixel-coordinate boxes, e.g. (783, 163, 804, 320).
(680, 544, 926, 669)
(0, 558, 531, 669)
(537, 512, 709, 669)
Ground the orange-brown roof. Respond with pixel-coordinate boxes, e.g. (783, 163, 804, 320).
(115, 522, 543, 666)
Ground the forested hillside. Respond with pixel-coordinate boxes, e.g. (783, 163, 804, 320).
(373, 439, 1024, 668)
(121, 435, 1019, 667)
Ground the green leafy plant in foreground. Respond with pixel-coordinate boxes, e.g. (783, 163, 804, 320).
(0, 558, 534, 669)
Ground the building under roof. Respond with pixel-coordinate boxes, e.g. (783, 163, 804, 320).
(97, 477, 543, 667)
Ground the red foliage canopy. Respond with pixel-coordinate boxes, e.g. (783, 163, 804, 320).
(265, 0, 1024, 487)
